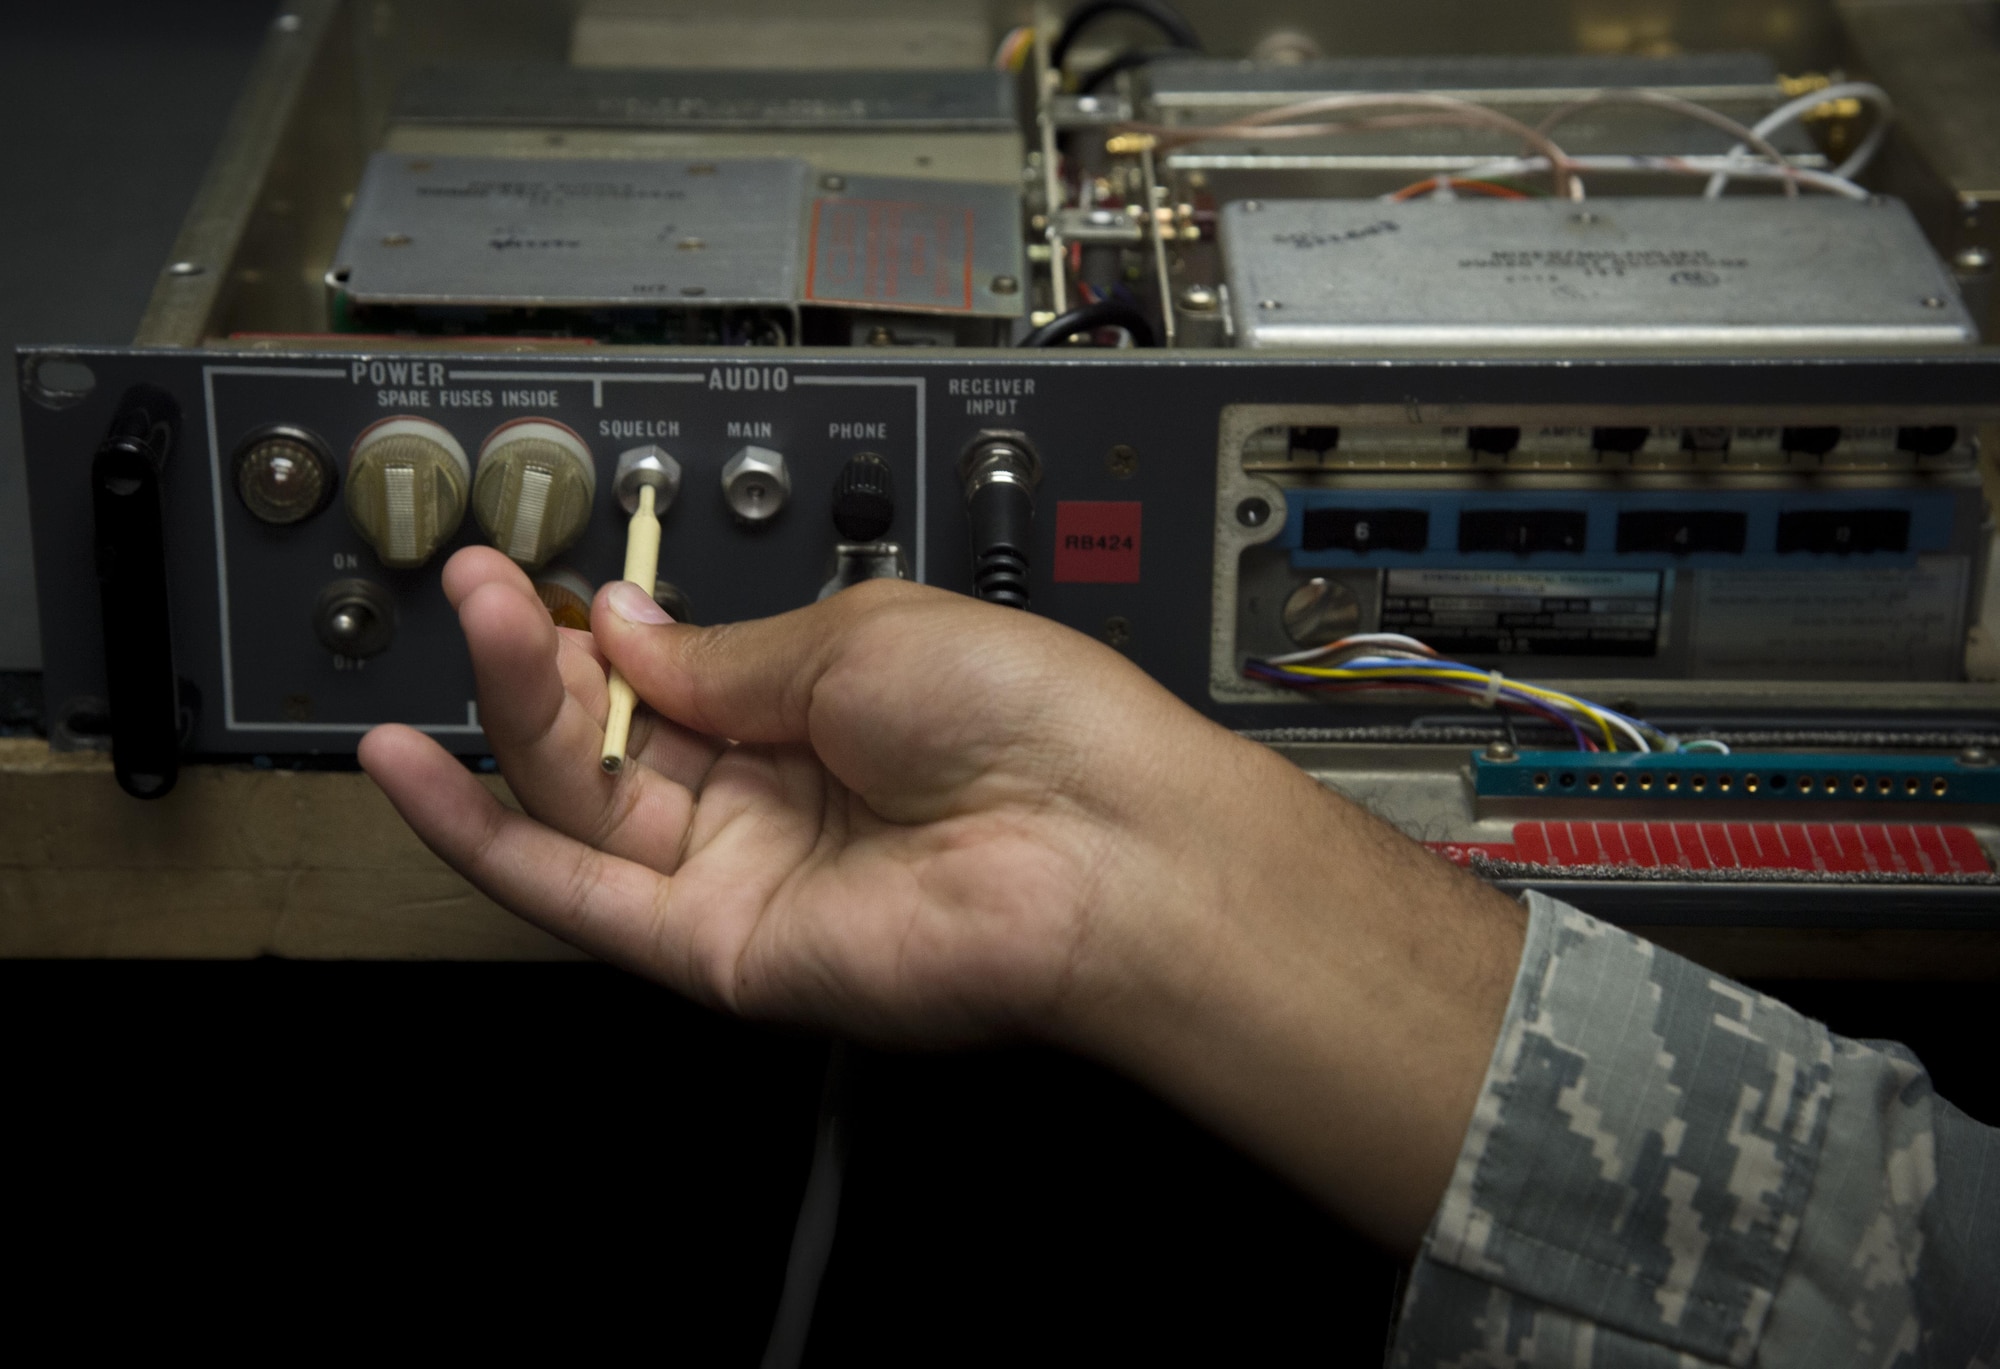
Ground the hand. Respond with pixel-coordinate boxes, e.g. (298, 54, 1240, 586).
(361, 547, 1526, 1251)
(359, 547, 1237, 1044)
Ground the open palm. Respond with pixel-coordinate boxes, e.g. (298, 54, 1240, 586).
(360, 548, 1207, 1045)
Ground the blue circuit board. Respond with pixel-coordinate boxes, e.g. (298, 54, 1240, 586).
(1473, 749, 2000, 803)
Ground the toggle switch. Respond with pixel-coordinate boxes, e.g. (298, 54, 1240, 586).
(314, 578, 397, 658)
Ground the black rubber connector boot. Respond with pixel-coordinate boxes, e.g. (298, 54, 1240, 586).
(959, 433, 1041, 611)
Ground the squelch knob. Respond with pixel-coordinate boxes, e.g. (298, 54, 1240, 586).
(831, 452, 896, 542)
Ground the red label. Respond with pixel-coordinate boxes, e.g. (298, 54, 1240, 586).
(1053, 502, 1142, 583)
(804, 199, 976, 312)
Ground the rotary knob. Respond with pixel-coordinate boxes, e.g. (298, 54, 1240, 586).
(473, 419, 597, 568)
(720, 445, 791, 524)
(831, 452, 895, 541)
(345, 417, 469, 568)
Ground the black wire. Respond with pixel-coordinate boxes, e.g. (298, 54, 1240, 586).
(1049, 0, 1202, 74)
(1018, 298, 1157, 348)
(1077, 47, 1171, 95)
(759, 1043, 851, 1369)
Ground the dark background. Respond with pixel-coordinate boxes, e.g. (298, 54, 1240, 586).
(3, 4, 1995, 1361)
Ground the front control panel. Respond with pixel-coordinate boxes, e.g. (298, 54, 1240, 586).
(21, 348, 2000, 758)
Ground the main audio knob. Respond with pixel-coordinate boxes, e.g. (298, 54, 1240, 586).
(720, 445, 791, 524)
(345, 417, 469, 568)
(831, 452, 895, 541)
(473, 419, 597, 568)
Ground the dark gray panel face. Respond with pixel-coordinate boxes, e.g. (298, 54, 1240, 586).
(21, 346, 2000, 758)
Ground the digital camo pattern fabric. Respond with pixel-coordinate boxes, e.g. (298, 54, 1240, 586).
(1390, 893, 2000, 1369)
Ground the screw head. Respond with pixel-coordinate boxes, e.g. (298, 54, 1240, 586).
(1257, 298, 1282, 311)
(821, 174, 846, 192)
(1922, 295, 1948, 309)
(1959, 745, 1994, 767)
(1178, 284, 1219, 312)
(1106, 444, 1138, 477)
(1101, 616, 1133, 649)
(1236, 497, 1271, 527)
(1954, 246, 1993, 272)
(1281, 577, 1361, 647)
(1240, 200, 1264, 213)
(990, 274, 1019, 295)
(1483, 740, 1519, 762)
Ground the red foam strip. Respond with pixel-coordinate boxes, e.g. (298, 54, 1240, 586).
(1672, 823, 1712, 871)
(1621, 821, 1661, 868)
(1437, 821, 1995, 876)
(1942, 826, 1992, 873)
(1515, 824, 1552, 866)
(1547, 821, 1583, 865)
(1595, 823, 1633, 866)
(1806, 824, 1848, 873)
(1861, 824, 1906, 874)
(1912, 825, 1951, 875)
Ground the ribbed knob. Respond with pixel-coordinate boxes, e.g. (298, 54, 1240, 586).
(345, 417, 469, 569)
(831, 452, 895, 541)
(472, 419, 597, 569)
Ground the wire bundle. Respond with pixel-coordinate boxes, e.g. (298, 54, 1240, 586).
(1110, 81, 1894, 203)
(1244, 634, 1676, 753)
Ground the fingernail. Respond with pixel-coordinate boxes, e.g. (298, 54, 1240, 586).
(605, 580, 671, 625)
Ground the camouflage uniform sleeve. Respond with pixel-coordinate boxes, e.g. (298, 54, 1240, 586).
(1388, 892, 2000, 1369)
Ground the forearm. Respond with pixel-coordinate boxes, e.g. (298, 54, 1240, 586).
(1389, 894, 2000, 1368)
(1058, 730, 1527, 1254)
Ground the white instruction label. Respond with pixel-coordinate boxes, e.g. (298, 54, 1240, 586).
(1690, 560, 1967, 679)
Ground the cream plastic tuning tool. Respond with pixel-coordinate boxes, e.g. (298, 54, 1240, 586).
(600, 444, 683, 774)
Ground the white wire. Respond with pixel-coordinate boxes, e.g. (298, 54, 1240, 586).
(1265, 632, 1437, 666)
(1598, 711, 1654, 754)
(1281, 650, 1657, 752)
(1703, 81, 1893, 198)
(1426, 154, 1869, 200)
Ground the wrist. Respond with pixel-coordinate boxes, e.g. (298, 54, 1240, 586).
(1051, 729, 1527, 1252)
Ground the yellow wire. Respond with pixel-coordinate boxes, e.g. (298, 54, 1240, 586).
(1278, 664, 1623, 750)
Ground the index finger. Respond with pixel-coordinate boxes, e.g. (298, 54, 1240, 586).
(358, 724, 728, 1004)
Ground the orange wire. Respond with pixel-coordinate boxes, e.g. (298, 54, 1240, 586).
(1388, 176, 1533, 202)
